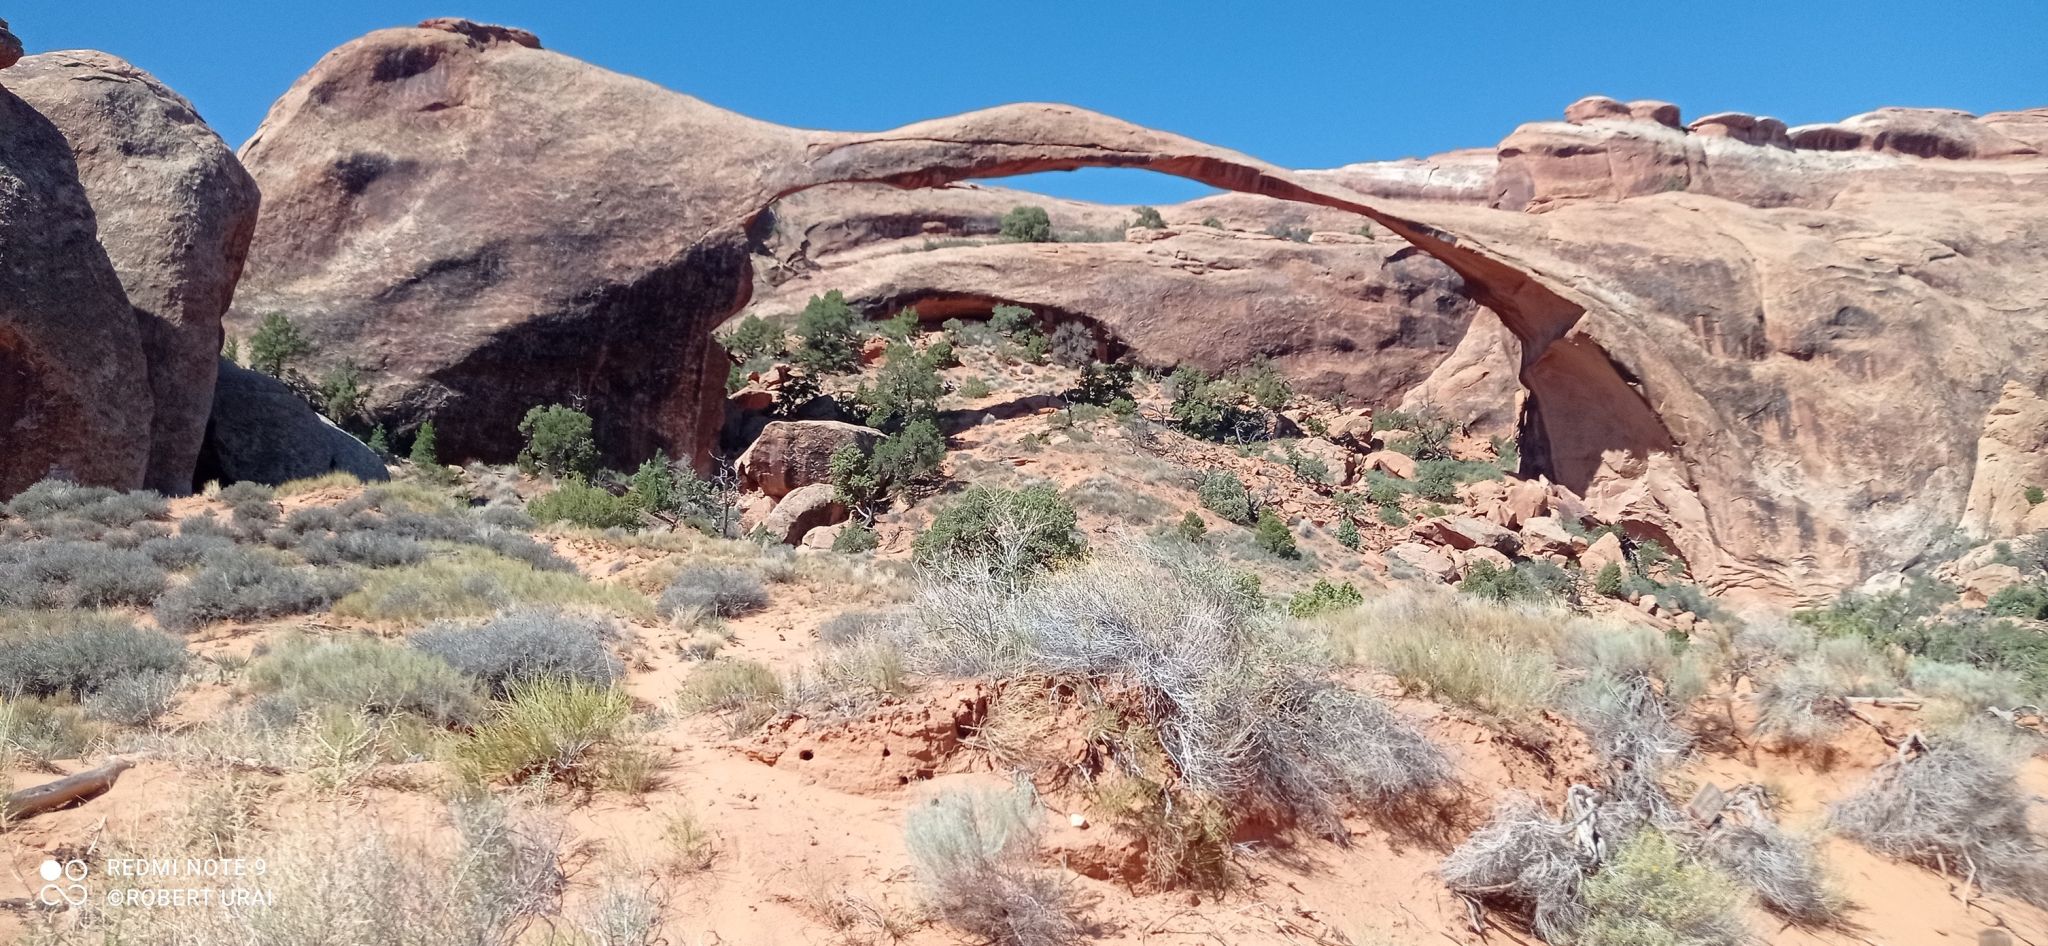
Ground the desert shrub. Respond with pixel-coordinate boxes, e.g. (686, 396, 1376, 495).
(657, 565, 768, 622)
(1335, 518, 1360, 550)
(319, 359, 366, 425)
(818, 610, 901, 646)
(4, 480, 167, 529)
(24, 796, 569, 944)
(246, 634, 482, 727)
(1578, 830, 1749, 946)
(1281, 444, 1331, 485)
(1194, 471, 1255, 525)
(458, 678, 633, 789)
(154, 548, 355, 632)
(792, 289, 862, 375)
(1065, 361, 1135, 408)
(1753, 639, 1898, 749)
(914, 484, 1081, 579)
(516, 405, 599, 478)
(869, 418, 947, 488)
(1830, 726, 2048, 906)
(1129, 205, 1165, 230)
(1905, 658, 2035, 711)
(1328, 589, 1563, 721)
(1988, 581, 2048, 619)
(1175, 511, 1208, 543)
(1289, 579, 1362, 618)
(998, 205, 1053, 243)
(1166, 368, 1260, 442)
(2, 696, 105, 766)
(1236, 359, 1291, 412)
(412, 609, 623, 699)
(915, 550, 1449, 830)
(299, 529, 430, 568)
(1700, 809, 1841, 925)
(0, 612, 188, 702)
(1264, 223, 1311, 242)
(1440, 793, 1597, 941)
(1593, 562, 1625, 598)
(905, 778, 1090, 946)
(332, 548, 646, 625)
(832, 523, 880, 553)
(724, 314, 786, 363)
(527, 479, 641, 531)
(1458, 560, 1543, 603)
(0, 540, 168, 609)
(858, 342, 945, 433)
(247, 312, 313, 376)
(1048, 322, 1096, 367)
(1253, 510, 1300, 559)
(83, 670, 184, 726)
(676, 659, 786, 735)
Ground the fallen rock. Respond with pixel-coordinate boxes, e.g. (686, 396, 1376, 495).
(1519, 516, 1581, 559)
(759, 483, 846, 546)
(801, 522, 846, 550)
(736, 420, 881, 499)
(1387, 542, 1457, 583)
(1463, 546, 1513, 572)
(195, 360, 389, 486)
(1362, 450, 1417, 480)
(1499, 479, 1551, 527)
(1581, 532, 1626, 575)
(1415, 516, 1520, 554)
(10, 51, 261, 495)
(1959, 563, 2024, 608)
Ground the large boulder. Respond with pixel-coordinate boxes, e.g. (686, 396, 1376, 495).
(0, 83, 150, 496)
(196, 360, 388, 486)
(759, 483, 846, 546)
(736, 420, 881, 499)
(9, 52, 261, 494)
(0, 19, 21, 69)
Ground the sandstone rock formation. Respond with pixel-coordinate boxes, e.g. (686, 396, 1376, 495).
(197, 361, 388, 486)
(228, 20, 2048, 601)
(742, 224, 1493, 408)
(1962, 382, 2048, 538)
(736, 420, 881, 499)
(759, 483, 846, 546)
(0, 19, 22, 70)
(9, 52, 261, 494)
(0, 78, 150, 496)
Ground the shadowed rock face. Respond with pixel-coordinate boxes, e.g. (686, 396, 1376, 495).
(0, 85, 149, 495)
(231, 20, 2048, 601)
(9, 51, 261, 494)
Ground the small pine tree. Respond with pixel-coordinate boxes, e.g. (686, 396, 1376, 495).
(1255, 510, 1300, 559)
(723, 314, 786, 363)
(409, 420, 447, 482)
(366, 425, 391, 459)
(878, 307, 920, 342)
(792, 290, 862, 376)
(1336, 518, 1361, 550)
(319, 359, 366, 425)
(248, 313, 314, 377)
(1177, 511, 1208, 543)
(517, 405, 599, 478)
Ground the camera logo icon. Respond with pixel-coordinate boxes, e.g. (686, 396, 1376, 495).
(37, 859, 89, 907)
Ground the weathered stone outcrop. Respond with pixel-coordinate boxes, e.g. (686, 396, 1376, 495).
(0, 82, 150, 495)
(229, 23, 2048, 602)
(1962, 382, 2048, 538)
(0, 19, 22, 70)
(744, 224, 1490, 408)
(736, 420, 881, 499)
(197, 360, 388, 486)
(9, 52, 261, 494)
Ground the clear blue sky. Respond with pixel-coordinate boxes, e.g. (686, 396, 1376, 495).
(9, 0, 2045, 204)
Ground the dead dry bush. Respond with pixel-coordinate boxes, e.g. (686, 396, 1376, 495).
(905, 778, 1092, 946)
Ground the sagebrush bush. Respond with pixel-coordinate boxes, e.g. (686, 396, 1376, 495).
(657, 565, 768, 622)
(1578, 830, 1749, 946)
(817, 609, 901, 645)
(83, 669, 183, 726)
(913, 484, 1081, 579)
(0, 539, 168, 609)
(246, 633, 483, 727)
(458, 678, 634, 789)
(1830, 726, 2048, 906)
(4, 479, 167, 529)
(153, 547, 356, 633)
(332, 548, 645, 625)
(0, 611, 188, 702)
(140, 532, 238, 570)
(1700, 808, 1841, 925)
(1440, 793, 1596, 941)
(412, 609, 623, 699)
(905, 779, 1089, 946)
(914, 547, 1448, 831)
